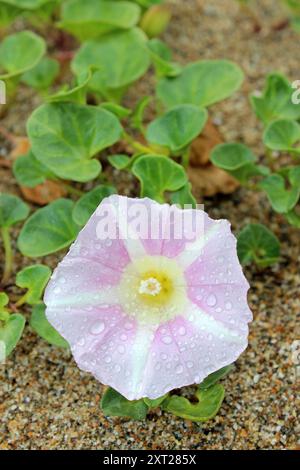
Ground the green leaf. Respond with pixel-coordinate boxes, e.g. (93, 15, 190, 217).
(0, 313, 25, 357)
(260, 171, 300, 213)
(199, 365, 234, 390)
(59, 0, 141, 41)
(0, 3, 21, 29)
(101, 387, 149, 420)
(30, 303, 69, 348)
(163, 384, 225, 422)
(27, 102, 122, 182)
(0, 292, 10, 322)
(13, 151, 55, 188)
(210, 142, 268, 183)
(144, 394, 168, 408)
(22, 57, 59, 91)
(285, 207, 300, 227)
(0, 30, 46, 79)
(46, 69, 93, 104)
(2, 0, 51, 8)
(132, 154, 188, 202)
(18, 198, 79, 257)
(16, 265, 51, 305)
(108, 154, 131, 170)
(72, 185, 116, 226)
(156, 60, 244, 109)
(251, 73, 300, 125)
(237, 223, 280, 267)
(146, 105, 207, 153)
(71, 28, 150, 98)
(140, 4, 171, 38)
(263, 119, 300, 153)
(148, 38, 181, 78)
(169, 182, 196, 208)
(0, 193, 29, 228)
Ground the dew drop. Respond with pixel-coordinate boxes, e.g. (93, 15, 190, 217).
(162, 335, 172, 345)
(175, 364, 184, 374)
(207, 294, 217, 307)
(90, 320, 105, 335)
(53, 286, 61, 294)
(104, 355, 111, 364)
(225, 301, 232, 310)
(78, 337, 85, 346)
(186, 361, 194, 369)
(178, 326, 186, 336)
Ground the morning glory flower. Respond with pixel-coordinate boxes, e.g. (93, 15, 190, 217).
(45, 195, 252, 400)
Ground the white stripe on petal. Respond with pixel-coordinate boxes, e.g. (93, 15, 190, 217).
(184, 301, 245, 344)
(46, 285, 121, 308)
(176, 222, 222, 270)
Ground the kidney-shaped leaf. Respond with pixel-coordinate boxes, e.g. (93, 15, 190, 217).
(251, 73, 300, 125)
(260, 172, 300, 213)
(0, 313, 25, 357)
(72, 184, 116, 226)
(71, 28, 150, 95)
(156, 60, 244, 109)
(101, 387, 149, 420)
(237, 223, 280, 267)
(30, 303, 69, 348)
(0, 31, 45, 79)
(146, 105, 208, 153)
(16, 264, 51, 305)
(60, 0, 141, 41)
(163, 384, 225, 422)
(132, 154, 188, 202)
(263, 119, 300, 153)
(18, 198, 79, 257)
(13, 151, 55, 188)
(27, 102, 122, 182)
(0, 193, 29, 228)
(22, 57, 59, 91)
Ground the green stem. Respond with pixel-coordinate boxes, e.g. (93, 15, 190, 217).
(122, 131, 155, 154)
(182, 146, 191, 169)
(1, 227, 13, 285)
(61, 182, 84, 197)
(265, 148, 276, 172)
(15, 293, 27, 308)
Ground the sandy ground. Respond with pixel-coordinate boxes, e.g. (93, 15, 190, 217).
(0, 0, 299, 450)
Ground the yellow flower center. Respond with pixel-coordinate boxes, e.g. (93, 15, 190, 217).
(119, 255, 187, 326)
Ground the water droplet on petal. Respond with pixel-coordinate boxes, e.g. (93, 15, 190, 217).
(162, 335, 172, 344)
(90, 320, 105, 335)
(207, 293, 217, 307)
(225, 301, 232, 310)
(175, 364, 184, 374)
(178, 326, 186, 336)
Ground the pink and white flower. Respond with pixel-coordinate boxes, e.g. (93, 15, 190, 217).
(45, 195, 252, 400)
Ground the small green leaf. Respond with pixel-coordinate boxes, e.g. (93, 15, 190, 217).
(199, 365, 234, 390)
(13, 151, 55, 188)
(260, 171, 300, 213)
(30, 303, 69, 348)
(144, 394, 168, 408)
(263, 119, 300, 153)
(101, 387, 149, 420)
(0, 30, 46, 79)
(72, 28, 150, 98)
(22, 57, 59, 91)
(251, 73, 300, 125)
(0, 313, 25, 357)
(0, 292, 10, 322)
(59, 0, 141, 41)
(148, 38, 181, 78)
(237, 223, 280, 267)
(72, 185, 116, 226)
(170, 182, 196, 208)
(132, 154, 188, 202)
(46, 69, 93, 104)
(0, 193, 29, 228)
(27, 102, 122, 182)
(157, 60, 244, 109)
(18, 198, 80, 257)
(146, 105, 207, 153)
(140, 4, 171, 38)
(16, 265, 51, 305)
(108, 154, 131, 170)
(210, 142, 268, 183)
(163, 384, 225, 422)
